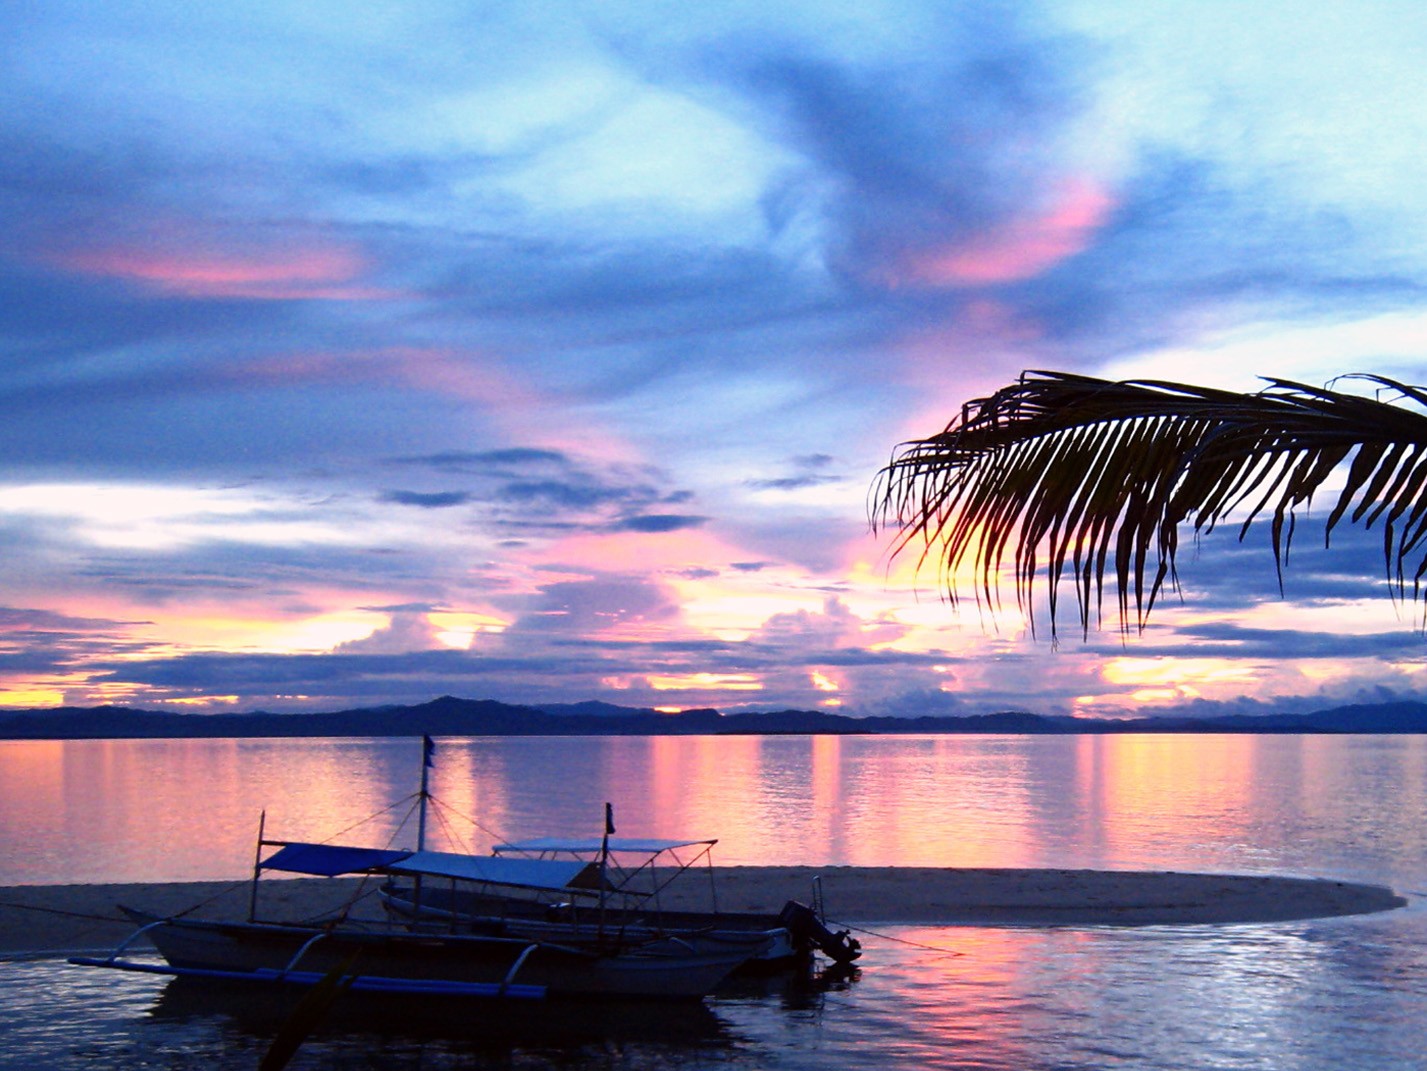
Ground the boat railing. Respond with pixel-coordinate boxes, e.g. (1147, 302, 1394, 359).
(89, 918, 171, 966)
(499, 943, 541, 995)
(278, 931, 331, 977)
(492, 838, 723, 916)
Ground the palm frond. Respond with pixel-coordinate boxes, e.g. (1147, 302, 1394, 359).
(870, 371, 1427, 638)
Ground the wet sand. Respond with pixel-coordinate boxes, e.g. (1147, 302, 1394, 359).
(0, 867, 1407, 957)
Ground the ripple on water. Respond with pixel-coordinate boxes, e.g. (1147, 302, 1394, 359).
(3, 914, 1427, 1071)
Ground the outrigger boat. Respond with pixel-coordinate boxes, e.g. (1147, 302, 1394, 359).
(69, 737, 857, 1001)
(71, 836, 762, 1000)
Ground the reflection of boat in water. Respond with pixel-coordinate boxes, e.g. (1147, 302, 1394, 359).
(148, 969, 733, 1048)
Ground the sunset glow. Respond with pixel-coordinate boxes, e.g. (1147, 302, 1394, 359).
(647, 673, 764, 693)
(7, 11, 1427, 1066)
(0, 3, 1423, 720)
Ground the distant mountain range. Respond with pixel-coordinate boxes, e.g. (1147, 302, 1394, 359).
(2, 695, 1427, 739)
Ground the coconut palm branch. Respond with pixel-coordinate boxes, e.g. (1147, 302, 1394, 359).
(871, 370, 1427, 638)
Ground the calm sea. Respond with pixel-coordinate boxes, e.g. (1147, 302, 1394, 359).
(1, 733, 1425, 1070)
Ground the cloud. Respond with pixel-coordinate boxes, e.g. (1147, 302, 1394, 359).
(49, 584, 936, 711)
(501, 575, 685, 637)
(333, 611, 447, 655)
(1154, 521, 1402, 615)
(1103, 623, 1426, 662)
(995, 152, 1427, 362)
(755, 596, 876, 648)
(612, 514, 707, 533)
(380, 490, 475, 509)
(47, 235, 394, 301)
(401, 449, 570, 472)
(4, 4, 1427, 719)
(683, 7, 1096, 288)
(358, 602, 445, 614)
(0, 5, 1096, 490)
(0, 605, 156, 680)
(747, 453, 844, 491)
(391, 447, 702, 536)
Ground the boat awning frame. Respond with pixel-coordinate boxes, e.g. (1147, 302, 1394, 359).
(491, 834, 721, 910)
(493, 836, 717, 855)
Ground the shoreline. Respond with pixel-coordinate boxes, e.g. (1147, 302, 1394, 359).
(0, 867, 1408, 957)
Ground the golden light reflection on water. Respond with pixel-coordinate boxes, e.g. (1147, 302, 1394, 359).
(1073, 734, 1261, 863)
(1, 740, 67, 814)
(3, 733, 1426, 884)
(834, 918, 1410, 1071)
(823, 925, 1044, 1066)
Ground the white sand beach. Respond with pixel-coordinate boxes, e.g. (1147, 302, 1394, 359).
(0, 867, 1407, 957)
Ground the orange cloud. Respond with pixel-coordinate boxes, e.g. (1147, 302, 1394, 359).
(907, 179, 1115, 286)
(647, 672, 762, 692)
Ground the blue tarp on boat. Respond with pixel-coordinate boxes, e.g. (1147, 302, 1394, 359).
(261, 842, 414, 876)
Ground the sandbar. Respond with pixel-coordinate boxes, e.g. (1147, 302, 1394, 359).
(0, 867, 1408, 957)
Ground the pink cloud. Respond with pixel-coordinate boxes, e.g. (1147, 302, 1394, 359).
(538, 528, 737, 577)
(905, 179, 1115, 286)
(51, 237, 398, 300)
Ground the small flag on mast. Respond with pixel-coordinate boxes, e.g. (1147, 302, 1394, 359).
(605, 802, 616, 836)
(422, 735, 436, 768)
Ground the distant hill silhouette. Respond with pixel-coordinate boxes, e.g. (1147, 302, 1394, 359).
(2, 695, 1426, 740)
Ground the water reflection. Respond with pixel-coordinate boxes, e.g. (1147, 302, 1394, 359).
(766, 913, 1427, 1071)
(4, 731, 1427, 1071)
(5, 913, 1427, 1069)
(3, 734, 1426, 885)
(148, 974, 735, 1050)
(843, 925, 1045, 1069)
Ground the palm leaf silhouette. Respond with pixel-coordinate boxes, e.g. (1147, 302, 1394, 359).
(871, 371, 1427, 638)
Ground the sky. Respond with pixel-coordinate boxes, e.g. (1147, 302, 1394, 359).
(4, 0, 1427, 720)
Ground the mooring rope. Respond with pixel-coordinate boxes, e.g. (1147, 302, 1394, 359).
(169, 879, 255, 918)
(422, 794, 505, 849)
(0, 900, 126, 924)
(318, 794, 420, 844)
(829, 918, 965, 957)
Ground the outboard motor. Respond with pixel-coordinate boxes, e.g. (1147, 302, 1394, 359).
(778, 900, 862, 964)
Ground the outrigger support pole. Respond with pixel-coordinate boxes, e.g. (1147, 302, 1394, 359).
(598, 802, 614, 936)
(417, 743, 431, 852)
(248, 810, 266, 922)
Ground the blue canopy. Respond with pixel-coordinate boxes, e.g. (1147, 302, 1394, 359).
(261, 842, 413, 877)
